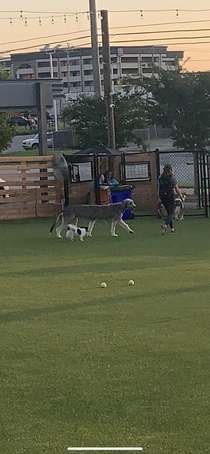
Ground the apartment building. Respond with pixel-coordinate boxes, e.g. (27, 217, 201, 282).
(11, 46, 183, 101)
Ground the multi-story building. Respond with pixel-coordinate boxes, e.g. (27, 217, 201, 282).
(11, 45, 183, 102)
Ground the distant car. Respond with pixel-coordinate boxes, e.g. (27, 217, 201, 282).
(46, 111, 54, 121)
(22, 132, 53, 150)
(7, 116, 35, 127)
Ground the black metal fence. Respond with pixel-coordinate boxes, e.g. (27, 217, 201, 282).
(157, 150, 210, 217)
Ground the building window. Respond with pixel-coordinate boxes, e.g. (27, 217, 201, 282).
(84, 70, 92, 76)
(71, 60, 80, 66)
(111, 57, 117, 63)
(19, 63, 33, 69)
(60, 60, 67, 66)
(70, 82, 81, 87)
(141, 57, 153, 63)
(37, 60, 57, 68)
(70, 71, 80, 77)
(38, 72, 51, 78)
(121, 57, 138, 63)
(122, 68, 139, 74)
(61, 71, 68, 77)
(83, 58, 92, 65)
(124, 162, 150, 181)
(84, 81, 91, 86)
(142, 67, 152, 74)
(38, 61, 50, 68)
(71, 163, 93, 182)
(113, 68, 118, 75)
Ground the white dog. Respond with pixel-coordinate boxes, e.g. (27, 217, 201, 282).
(174, 195, 186, 220)
(66, 224, 88, 241)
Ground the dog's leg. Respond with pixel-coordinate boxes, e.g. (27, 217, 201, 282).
(56, 223, 64, 238)
(111, 220, 118, 236)
(87, 220, 95, 237)
(118, 219, 134, 234)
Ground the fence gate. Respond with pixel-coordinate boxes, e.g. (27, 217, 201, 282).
(157, 150, 209, 217)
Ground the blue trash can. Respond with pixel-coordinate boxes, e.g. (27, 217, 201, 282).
(110, 187, 132, 220)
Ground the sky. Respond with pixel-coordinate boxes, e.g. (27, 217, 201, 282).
(1, 0, 210, 72)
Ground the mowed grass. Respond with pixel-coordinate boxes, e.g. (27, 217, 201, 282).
(1, 217, 210, 454)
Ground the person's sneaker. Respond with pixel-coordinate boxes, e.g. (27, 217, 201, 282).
(161, 224, 167, 235)
(171, 228, 175, 234)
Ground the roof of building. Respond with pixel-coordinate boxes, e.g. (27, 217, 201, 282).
(70, 144, 121, 156)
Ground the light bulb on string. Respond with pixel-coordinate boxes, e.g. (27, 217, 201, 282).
(20, 11, 23, 20)
(51, 16, 54, 25)
(76, 13, 79, 22)
(176, 9, 179, 19)
(64, 15, 67, 23)
(24, 17, 28, 27)
(39, 17, 42, 26)
(98, 11, 101, 19)
(10, 18, 12, 26)
(140, 10, 143, 19)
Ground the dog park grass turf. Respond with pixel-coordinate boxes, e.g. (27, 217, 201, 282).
(1, 216, 210, 454)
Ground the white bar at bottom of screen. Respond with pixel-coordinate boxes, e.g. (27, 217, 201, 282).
(67, 449, 143, 451)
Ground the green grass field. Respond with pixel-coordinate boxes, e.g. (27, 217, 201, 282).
(1, 217, 210, 454)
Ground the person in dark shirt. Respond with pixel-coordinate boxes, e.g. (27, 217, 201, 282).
(158, 164, 183, 235)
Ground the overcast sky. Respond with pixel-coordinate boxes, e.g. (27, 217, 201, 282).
(1, 0, 210, 71)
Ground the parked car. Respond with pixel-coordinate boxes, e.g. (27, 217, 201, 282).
(46, 111, 54, 121)
(7, 116, 35, 127)
(22, 132, 53, 150)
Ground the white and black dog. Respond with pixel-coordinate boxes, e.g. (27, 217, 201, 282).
(174, 195, 186, 220)
(66, 224, 88, 242)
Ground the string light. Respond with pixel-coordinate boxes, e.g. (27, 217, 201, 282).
(9, 18, 12, 25)
(140, 10, 143, 19)
(76, 13, 79, 22)
(176, 9, 179, 19)
(51, 16, 54, 25)
(64, 15, 67, 23)
(39, 17, 42, 26)
(20, 11, 23, 20)
(24, 17, 28, 26)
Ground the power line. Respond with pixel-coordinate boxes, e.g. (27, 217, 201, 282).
(0, 29, 90, 47)
(110, 18, 210, 30)
(2, 25, 210, 49)
(0, 36, 91, 55)
(1, 8, 210, 13)
(110, 35, 210, 44)
(113, 27, 210, 37)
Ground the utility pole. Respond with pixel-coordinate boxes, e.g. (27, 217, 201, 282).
(36, 82, 47, 156)
(47, 50, 58, 131)
(101, 9, 116, 149)
(89, 0, 101, 98)
(66, 44, 71, 94)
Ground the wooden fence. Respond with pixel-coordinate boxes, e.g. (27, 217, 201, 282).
(0, 156, 63, 220)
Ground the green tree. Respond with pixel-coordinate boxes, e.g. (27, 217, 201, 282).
(0, 64, 12, 80)
(0, 64, 15, 154)
(62, 93, 147, 149)
(127, 69, 210, 150)
(0, 114, 15, 154)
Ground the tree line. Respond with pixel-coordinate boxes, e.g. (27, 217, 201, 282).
(62, 68, 210, 151)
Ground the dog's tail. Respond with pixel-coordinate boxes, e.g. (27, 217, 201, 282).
(49, 211, 62, 234)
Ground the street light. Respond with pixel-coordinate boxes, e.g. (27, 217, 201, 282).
(45, 45, 61, 132)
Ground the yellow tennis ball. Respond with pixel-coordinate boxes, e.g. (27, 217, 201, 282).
(128, 280, 135, 286)
(101, 282, 107, 288)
